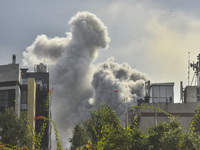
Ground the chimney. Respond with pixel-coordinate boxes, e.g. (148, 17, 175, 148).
(12, 54, 16, 64)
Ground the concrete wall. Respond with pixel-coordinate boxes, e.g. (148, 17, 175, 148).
(138, 102, 200, 131)
(27, 78, 36, 134)
(185, 86, 198, 102)
(0, 64, 21, 82)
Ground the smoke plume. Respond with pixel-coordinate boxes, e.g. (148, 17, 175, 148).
(22, 11, 148, 148)
(92, 57, 148, 118)
(23, 34, 68, 66)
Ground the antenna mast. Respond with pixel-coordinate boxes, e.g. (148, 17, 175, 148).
(188, 52, 190, 86)
(190, 53, 200, 86)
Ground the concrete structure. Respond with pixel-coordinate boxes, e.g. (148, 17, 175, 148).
(184, 86, 200, 102)
(145, 81, 174, 103)
(21, 64, 51, 150)
(136, 102, 199, 131)
(26, 67, 51, 150)
(0, 58, 51, 150)
(126, 80, 199, 131)
(27, 78, 36, 134)
(0, 63, 21, 116)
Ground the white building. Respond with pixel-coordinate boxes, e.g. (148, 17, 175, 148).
(145, 81, 174, 103)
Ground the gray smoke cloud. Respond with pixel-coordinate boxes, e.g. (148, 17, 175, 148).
(23, 34, 68, 66)
(91, 57, 148, 118)
(22, 11, 148, 148)
(51, 11, 110, 148)
(23, 11, 110, 148)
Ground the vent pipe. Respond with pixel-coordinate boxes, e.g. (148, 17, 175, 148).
(12, 54, 16, 64)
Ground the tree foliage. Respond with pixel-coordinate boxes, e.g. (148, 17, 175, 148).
(191, 105, 200, 133)
(0, 107, 32, 149)
(70, 104, 200, 150)
(69, 124, 90, 150)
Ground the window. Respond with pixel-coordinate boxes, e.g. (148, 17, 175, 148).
(197, 88, 200, 101)
(0, 90, 8, 100)
(21, 91, 27, 104)
(21, 91, 27, 110)
(0, 90, 15, 112)
(169, 97, 173, 103)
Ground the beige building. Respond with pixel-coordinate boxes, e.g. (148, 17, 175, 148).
(134, 102, 200, 131)
(27, 78, 36, 135)
(125, 81, 200, 131)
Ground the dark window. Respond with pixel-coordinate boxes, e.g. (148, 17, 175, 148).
(0, 90, 15, 112)
(21, 91, 27, 104)
(0, 90, 8, 100)
(21, 91, 27, 110)
(197, 88, 200, 101)
(169, 97, 173, 103)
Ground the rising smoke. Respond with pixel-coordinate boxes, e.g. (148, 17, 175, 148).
(22, 11, 148, 148)
(92, 57, 148, 118)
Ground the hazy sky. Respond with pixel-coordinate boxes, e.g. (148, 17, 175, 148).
(1, 0, 200, 102)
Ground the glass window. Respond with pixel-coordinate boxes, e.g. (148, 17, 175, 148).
(197, 88, 200, 101)
(21, 91, 27, 104)
(0, 90, 8, 100)
(21, 78, 28, 85)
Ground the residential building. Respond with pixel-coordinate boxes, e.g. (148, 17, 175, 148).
(0, 56, 51, 149)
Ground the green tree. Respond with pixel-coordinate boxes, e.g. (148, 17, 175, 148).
(95, 125, 148, 150)
(69, 104, 121, 149)
(147, 119, 200, 150)
(191, 105, 200, 133)
(86, 105, 121, 145)
(69, 124, 90, 150)
(0, 107, 32, 148)
(70, 104, 148, 150)
(70, 104, 200, 150)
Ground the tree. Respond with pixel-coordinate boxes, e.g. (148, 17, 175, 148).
(69, 124, 90, 150)
(69, 104, 121, 149)
(94, 125, 148, 150)
(86, 104, 121, 145)
(70, 104, 148, 149)
(191, 105, 200, 133)
(70, 104, 200, 150)
(0, 107, 33, 149)
(147, 119, 200, 150)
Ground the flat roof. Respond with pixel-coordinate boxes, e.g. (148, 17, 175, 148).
(150, 82, 174, 87)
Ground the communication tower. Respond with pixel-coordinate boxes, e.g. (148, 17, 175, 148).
(190, 53, 200, 86)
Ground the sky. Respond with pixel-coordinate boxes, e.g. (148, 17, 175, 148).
(1, 0, 200, 103)
(1, 0, 200, 147)
(1, 0, 200, 100)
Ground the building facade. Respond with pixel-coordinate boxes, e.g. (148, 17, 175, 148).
(0, 63, 21, 116)
(126, 81, 199, 131)
(145, 81, 174, 103)
(0, 57, 51, 149)
(130, 102, 199, 131)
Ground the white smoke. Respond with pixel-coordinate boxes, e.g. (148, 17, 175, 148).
(92, 57, 148, 118)
(22, 11, 149, 148)
(23, 11, 110, 148)
(23, 34, 68, 67)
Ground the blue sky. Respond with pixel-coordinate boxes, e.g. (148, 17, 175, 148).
(1, 0, 200, 101)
